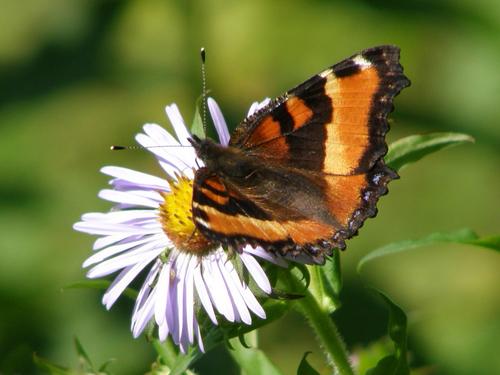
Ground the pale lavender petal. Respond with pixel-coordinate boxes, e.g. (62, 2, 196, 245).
(132, 288, 156, 337)
(87, 244, 163, 278)
(83, 234, 165, 267)
(243, 245, 288, 267)
(74, 221, 160, 236)
(101, 166, 170, 191)
(82, 210, 158, 224)
(102, 259, 151, 309)
(174, 254, 190, 344)
(184, 256, 196, 343)
(93, 233, 130, 251)
(193, 264, 217, 324)
(202, 254, 235, 322)
(158, 321, 169, 341)
(284, 253, 317, 265)
(98, 190, 160, 208)
(135, 133, 190, 176)
(154, 263, 171, 325)
(226, 260, 266, 319)
(143, 123, 196, 168)
(239, 252, 272, 294)
(165, 274, 178, 342)
(196, 323, 205, 352)
(132, 260, 161, 324)
(217, 257, 251, 324)
(207, 98, 230, 146)
(247, 98, 271, 116)
(165, 104, 193, 146)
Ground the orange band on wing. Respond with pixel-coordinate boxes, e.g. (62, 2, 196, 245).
(194, 203, 333, 245)
(204, 178, 226, 193)
(286, 96, 314, 130)
(246, 116, 282, 147)
(199, 187, 229, 205)
(323, 174, 366, 225)
(323, 66, 379, 174)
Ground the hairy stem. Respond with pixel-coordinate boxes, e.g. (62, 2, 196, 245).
(283, 270, 355, 375)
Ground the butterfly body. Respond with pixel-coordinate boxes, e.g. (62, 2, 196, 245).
(191, 45, 410, 263)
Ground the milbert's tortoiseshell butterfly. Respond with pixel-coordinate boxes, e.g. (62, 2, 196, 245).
(189, 45, 410, 264)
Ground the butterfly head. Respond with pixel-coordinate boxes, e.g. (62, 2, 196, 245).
(188, 135, 226, 169)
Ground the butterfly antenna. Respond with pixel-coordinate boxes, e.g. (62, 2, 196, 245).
(200, 47, 208, 137)
(110, 144, 191, 150)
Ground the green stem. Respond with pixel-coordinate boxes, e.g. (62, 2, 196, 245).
(283, 271, 355, 375)
(153, 338, 178, 368)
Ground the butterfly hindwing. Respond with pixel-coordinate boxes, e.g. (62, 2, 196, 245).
(192, 167, 339, 261)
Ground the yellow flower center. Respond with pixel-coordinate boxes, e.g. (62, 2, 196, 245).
(159, 176, 216, 255)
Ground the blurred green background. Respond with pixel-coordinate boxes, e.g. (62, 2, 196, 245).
(1, 0, 499, 374)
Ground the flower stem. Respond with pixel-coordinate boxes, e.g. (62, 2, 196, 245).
(153, 338, 177, 368)
(283, 270, 355, 375)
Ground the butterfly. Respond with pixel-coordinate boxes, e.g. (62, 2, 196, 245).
(189, 45, 410, 264)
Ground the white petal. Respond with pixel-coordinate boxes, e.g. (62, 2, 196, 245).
(184, 256, 196, 343)
(93, 233, 129, 250)
(101, 166, 170, 191)
(165, 104, 192, 146)
(243, 245, 288, 267)
(202, 253, 235, 322)
(158, 321, 169, 342)
(226, 259, 265, 319)
(143, 123, 196, 167)
(98, 190, 160, 208)
(165, 275, 178, 342)
(102, 259, 150, 309)
(217, 257, 251, 324)
(132, 260, 161, 323)
(132, 288, 157, 337)
(83, 234, 165, 268)
(239, 252, 272, 294)
(74, 221, 160, 236)
(154, 263, 171, 325)
(207, 97, 230, 146)
(284, 253, 317, 265)
(174, 254, 190, 344)
(86, 244, 163, 278)
(82, 210, 158, 224)
(247, 98, 271, 116)
(196, 323, 205, 353)
(135, 133, 191, 176)
(193, 263, 217, 324)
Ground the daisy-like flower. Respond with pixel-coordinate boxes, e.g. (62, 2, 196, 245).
(73, 97, 298, 353)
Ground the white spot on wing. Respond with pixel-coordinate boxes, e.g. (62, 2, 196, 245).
(353, 55, 372, 68)
(319, 68, 333, 78)
(195, 217, 210, 228)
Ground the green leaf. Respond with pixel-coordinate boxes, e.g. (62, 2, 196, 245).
(74, 337, 95, 371)
(33, 354, 73, 375)
(64, 280, 138, 300)
(357, 228, 500, 273)
(291, 263, 311, 289)
(153, 338, 178, 368)
(386, 132, 474, 171)
(98, 358, 115, 373)
(228, 337, 283, 375)
(316, 249, 343, 312)
(365, 291, 409, 375)
(297, 352, 320, 375)
(354, 339, 394, 374)
(169, 346, 202, 375)
(226, 300, 290, 338)
(191, 100, 205, 139)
